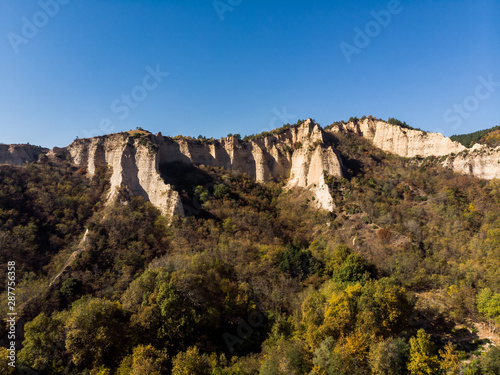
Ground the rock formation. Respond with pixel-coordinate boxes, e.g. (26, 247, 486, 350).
(443, 144, 500, 180)
(2, 117, 499, 218)
(327, 118, 466, 157)
(0, 144, 48, 166)
(63, 120, 343, 217)
(328, 118, 499, 180)
(66, 133, 184, 218)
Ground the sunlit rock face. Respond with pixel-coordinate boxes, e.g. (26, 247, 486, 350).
(8, 117, 497, 219)
(328, 118, 500, 180)
(327, 118, 466, 158)
(64, 120, 343, 217)
(443, 144, 500, 180)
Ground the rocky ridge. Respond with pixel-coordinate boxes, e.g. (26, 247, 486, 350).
(327, 118, 500, 180)
(327, 118, 466, 157)
(2, 118, 499, 218)
(0, 144, 48, 166)
(61, 120, 343, 217)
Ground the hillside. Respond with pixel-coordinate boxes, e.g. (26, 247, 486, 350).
(1, 119, 500, 374)
(451, 125, 500, 148)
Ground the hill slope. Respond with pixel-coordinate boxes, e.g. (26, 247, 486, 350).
(1, 120, 500, 374)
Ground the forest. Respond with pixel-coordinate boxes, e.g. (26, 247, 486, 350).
(1, 127, 500, 374)
(450, 126, 500, 148)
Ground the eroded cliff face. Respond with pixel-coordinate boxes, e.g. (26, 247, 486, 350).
(6, 118, 497, 218)
(328, 118, 500, 180)
(0, 144, 48, 166)
(444, 144, 500, 180)
(67, 134, 184, 218)
(65, 120, 343, 217)
(327, 118, 466, 157)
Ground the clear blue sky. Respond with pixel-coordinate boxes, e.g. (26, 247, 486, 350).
(1, 0, 499, 148)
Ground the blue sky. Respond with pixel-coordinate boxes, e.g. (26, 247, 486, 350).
(0, 0, 499, 148)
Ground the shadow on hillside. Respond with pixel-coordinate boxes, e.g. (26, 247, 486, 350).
(159, 161, 216, 217)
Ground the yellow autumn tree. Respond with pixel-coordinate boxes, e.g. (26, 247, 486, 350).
(439, 342, 461, 375)
(408, 329, 439, 375)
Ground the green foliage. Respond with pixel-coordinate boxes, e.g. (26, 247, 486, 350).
(357, 279, 413, 336)
(18, 312, 67, 373)
(0, 347, 15, 374)
(279, 245, 322, 280)
(60, 277, 82, 299)
(369, 337, 409, 375)
(7, 126, 500, 374)
(117, 345, 169, 375)
(479, 345, 500, 375)
(0, 162, 109, 290)
(260, 339, 312, 375)
(64, 297, 130, 370)
(331, 253, 370, 283)
(387, 117, 422, 132)
(242, 119, 307, 142)
(407, 329, 439, 375)
(476, 288, 500, 333)
(450, 125, 500, 147)
(171, 346, 211, 375)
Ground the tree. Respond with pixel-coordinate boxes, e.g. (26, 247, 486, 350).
(18, 312, 67, 373)
(260, 339, 312, 375)
(480, 345, 500, 375)
(171, 346, 211, 375)
(477, 288, 500, 334)
(311, 337, 343, 375)
(407, 329, 439, 375)
(369, 337, 409, 375)
(331, 253, 370, 283)
(64, 297, 130, 370)
(357, 279, 413, 337)
(439, 342, 461, 375)
(117, 345, 169, 375)
(0, 347, 15, 374)
(321, 283, 363, 339)
(301, 291, 327, 348)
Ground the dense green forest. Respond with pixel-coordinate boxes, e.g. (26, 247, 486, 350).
(1, 131, 500, 374)
(451, 126, 500, 148)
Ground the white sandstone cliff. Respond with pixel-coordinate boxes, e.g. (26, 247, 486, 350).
(64, 120, 343, 217)
(444, 144, 500, 180)
(328, 118, 466, 157)
(67, 134, 184, 218)
(328, 118, 500, 180)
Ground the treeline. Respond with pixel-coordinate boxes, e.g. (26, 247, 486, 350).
(451, 125, 500, 148)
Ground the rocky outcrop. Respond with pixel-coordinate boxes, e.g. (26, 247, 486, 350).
(6, 118, 497, 218)
(328, 118, 500, 180)
(0, 144, 48, 166)
(444, 144, 500, 180)
(65, 120, 343, 217)
(328, 118, 466, 157)
(68, 134, 184, 218)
